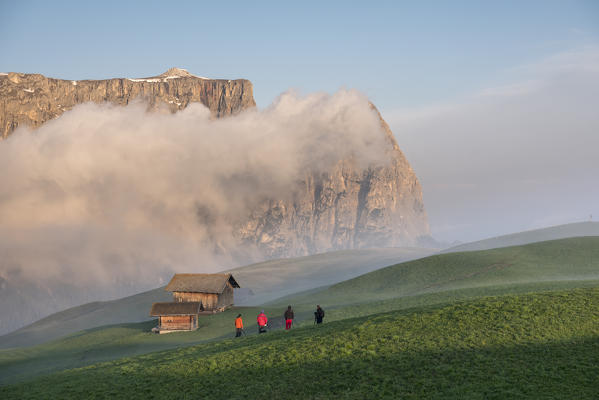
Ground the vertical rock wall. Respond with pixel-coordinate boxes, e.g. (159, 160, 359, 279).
(0, 69, 255, 138)
(237, 109, 429, 258)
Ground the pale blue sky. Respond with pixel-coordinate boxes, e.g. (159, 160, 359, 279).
(1, 1, 597, 109)
(1, 0, 598, 242)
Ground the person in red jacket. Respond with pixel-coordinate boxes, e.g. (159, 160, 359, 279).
(257, 310, 268, 333)
(284, 305, 294, 330)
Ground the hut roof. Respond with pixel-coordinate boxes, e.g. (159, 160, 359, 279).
(150, 302, 203, 316)
(164, 273, 240, 294)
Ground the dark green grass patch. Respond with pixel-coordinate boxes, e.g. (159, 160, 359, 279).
(2, 287, 598, 399)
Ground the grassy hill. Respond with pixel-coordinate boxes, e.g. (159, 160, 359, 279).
(2, 287, 598, 399)
(227, 247, 434, 305)
(443, 221, 599, 253)
(0, 247, 434, 349)
(272, 236, 599, 309)
(1, 237, 598, 385)
(4, 279, 599, 386)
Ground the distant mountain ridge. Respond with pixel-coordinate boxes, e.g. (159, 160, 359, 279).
(0, 67, 255, 138)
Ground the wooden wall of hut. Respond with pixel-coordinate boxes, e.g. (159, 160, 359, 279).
(173, 292, 218, 309)
(159, 316, 194, 331)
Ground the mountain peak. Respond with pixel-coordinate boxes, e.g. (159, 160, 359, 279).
(160, 68, 194, 78)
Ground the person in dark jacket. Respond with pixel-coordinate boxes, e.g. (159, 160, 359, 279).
(284, 305, 294, 330)
(314, 305, 325, 324)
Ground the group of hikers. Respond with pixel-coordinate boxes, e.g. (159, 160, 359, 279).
(234, 305, 325, 337)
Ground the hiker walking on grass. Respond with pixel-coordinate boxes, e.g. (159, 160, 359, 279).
(314, 305, 325, 324)
(284, 305, 294, 330)
(235, 314, 243, 337)
(257, 310, 268, 333)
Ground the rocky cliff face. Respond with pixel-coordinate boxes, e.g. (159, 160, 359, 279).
(0, 68, 255, 138)
(0, 68, 429, 258)
(237, 111, 429, 258)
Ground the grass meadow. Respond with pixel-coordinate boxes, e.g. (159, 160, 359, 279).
(1, 237, 598, 397)
(2, 287, 598, 399)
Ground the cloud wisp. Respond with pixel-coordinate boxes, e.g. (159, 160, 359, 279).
(0, 89, 390, 292)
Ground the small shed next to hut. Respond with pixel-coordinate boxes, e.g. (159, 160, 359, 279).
(150, 302, 202, 333)
(165, 273, 240, 312)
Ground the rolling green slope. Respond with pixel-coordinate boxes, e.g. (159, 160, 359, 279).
(272, 236, 599, 308)
(228, 247, 435, 305)
(2, 288, 598, 399)
(443, 221, 599, 253)
(0, 247, 434, 349)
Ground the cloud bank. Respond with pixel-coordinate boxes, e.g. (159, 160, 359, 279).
(389, 46, 599, 242)
(0, 89, 389, 292)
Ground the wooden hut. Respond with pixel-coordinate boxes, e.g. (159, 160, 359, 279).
(164, 273, 240, 312)
(149, 302, 202, 333)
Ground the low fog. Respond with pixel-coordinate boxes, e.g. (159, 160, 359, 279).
(389, 47, 599, 242)
(0, 90, 390, 293)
